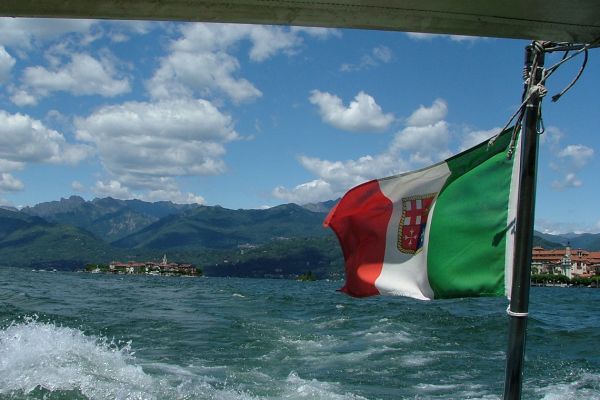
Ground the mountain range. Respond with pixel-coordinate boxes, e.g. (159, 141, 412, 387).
(2, 196, 599, 278)
(21, 196, 197, 242)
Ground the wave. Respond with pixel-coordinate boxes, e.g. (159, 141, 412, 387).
(0, 317, 369, 400)
(534, 372, 600, 400)
(0, 317, 155, 398)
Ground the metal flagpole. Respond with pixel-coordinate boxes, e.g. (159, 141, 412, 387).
(503, 42, 545, 400)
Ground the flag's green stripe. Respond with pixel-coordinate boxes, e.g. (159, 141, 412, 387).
(427, 129, 515, 299)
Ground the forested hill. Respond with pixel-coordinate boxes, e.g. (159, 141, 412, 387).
(1, 199, 339, 277)
(0, 208, 121, 270)
(2, 197, 599, 279)
(112, 203, 329, 250)
(21, 195, 197, 242)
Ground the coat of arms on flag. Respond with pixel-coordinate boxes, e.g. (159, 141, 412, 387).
(324, 126, 516, 299)
(397, 194, 436, 254)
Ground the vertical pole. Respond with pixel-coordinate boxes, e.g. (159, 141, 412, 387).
(503, 42, 545, 400)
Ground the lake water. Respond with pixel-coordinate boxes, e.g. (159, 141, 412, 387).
(1, 267, 599, 399)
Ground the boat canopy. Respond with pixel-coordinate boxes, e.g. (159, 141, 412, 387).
(1, 0, 599, 43)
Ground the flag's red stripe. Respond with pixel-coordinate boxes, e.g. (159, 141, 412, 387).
(324, 180, 392, 297)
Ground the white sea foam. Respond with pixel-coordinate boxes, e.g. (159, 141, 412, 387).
(280, 372, 368, 400)
(536, 372, 600, 400)
(414, 382, 499, 399)
(280, 334, 340, 352)
(0, 318, 373, 400)
(0, 318, 258, 399)
(0, 317, 153, 398)
(400, 354, 435, 367)
(363, 330, 413, 345)
(313, 316, 349, 329)
(415, 383, 460, 392)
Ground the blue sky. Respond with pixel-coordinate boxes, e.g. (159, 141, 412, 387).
(0, 18, 598, 234)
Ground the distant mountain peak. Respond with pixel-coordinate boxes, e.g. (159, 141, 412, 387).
(300, 199, 339, 213)
(66, 195, 85, 203)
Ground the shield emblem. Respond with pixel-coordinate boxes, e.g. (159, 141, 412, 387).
(397, 194, 436, 254)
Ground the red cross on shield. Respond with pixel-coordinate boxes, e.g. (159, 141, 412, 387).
(397, 194, 436, 254)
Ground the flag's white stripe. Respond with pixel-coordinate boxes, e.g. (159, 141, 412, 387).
(375, 162, 451, 300)
(505, 132, 522, 299)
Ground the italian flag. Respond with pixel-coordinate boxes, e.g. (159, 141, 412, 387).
(324, 128, 520, 300)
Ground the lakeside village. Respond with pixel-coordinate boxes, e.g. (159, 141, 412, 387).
(531, 245, 600, 286)
(85, 254, 201, 276)
(81, 245, 600, 285)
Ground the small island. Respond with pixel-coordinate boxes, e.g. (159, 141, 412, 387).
(86, 254, 201, 276)
(297, 271, 317, 281)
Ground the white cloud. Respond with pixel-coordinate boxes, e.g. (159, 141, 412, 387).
(92, 180, 206, 204)
(273, 179, 334, 204)
(148, 23, 340, 104)
(0, 110, 90, 167)
(290, 26, 342, 39)
(93, 180, 133, 199)
(390, 100, 453, 167)
(148, 50, 261, 103)
(0, 160, 25, 172)
(245, 25, 302, 62)
(109, 33, 129, 43)
(557, 144, 594, 169)
(75, 99, 238, 190)
(142, 189, 206, 205)
(540, 126, 564, 146)
(459, 128, 500, 151)
(105, 20, 156, 42)
(300, 154, 404, 188)
(273, 98, 456, 204)
(0, 197, 14, 207)
(406, 98, 447, 127)
(273, 152, 406, 203)
(10, 90, 38, 106)
(552, 173, 582, 190)
(0, 18, 96, 49)
(372, 45, 393, 63)
(309, 90, 394, 132)
(0, 173, 24, 192)
(110, 21, 154, 35)
(273, 154, 404, 204)
(406, 32, 481, 42)
(71, 181, 85, 192)
(550, 142, 594, 191)
(18, 52, 130, 103)
(147, 23, 313, 103)
(171, 23, 303, 62)
(0, 46, 15, 83)
(536, 218, 600, 235)
(340, 45, 393, 72)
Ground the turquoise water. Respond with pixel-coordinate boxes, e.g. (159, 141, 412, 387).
(0, 267, 599, 399)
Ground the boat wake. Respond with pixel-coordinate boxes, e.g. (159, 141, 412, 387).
(0, 317, 367, 399)
(0, 316, 157, 399)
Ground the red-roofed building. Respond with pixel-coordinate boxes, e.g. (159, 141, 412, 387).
(108, 255, 199, 275)
(532, 245, 600, 278)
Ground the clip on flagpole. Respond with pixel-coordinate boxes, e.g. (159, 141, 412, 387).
(502, 41, 545, 400)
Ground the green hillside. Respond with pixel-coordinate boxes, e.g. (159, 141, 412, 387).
(113, 203, 329, 250)
(202, 235, 344, 280)
(532, 235, 563, 249)
(5, 198, 600, 278)
(0, 208, 121, 269)
(21, 196, 197, 241)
